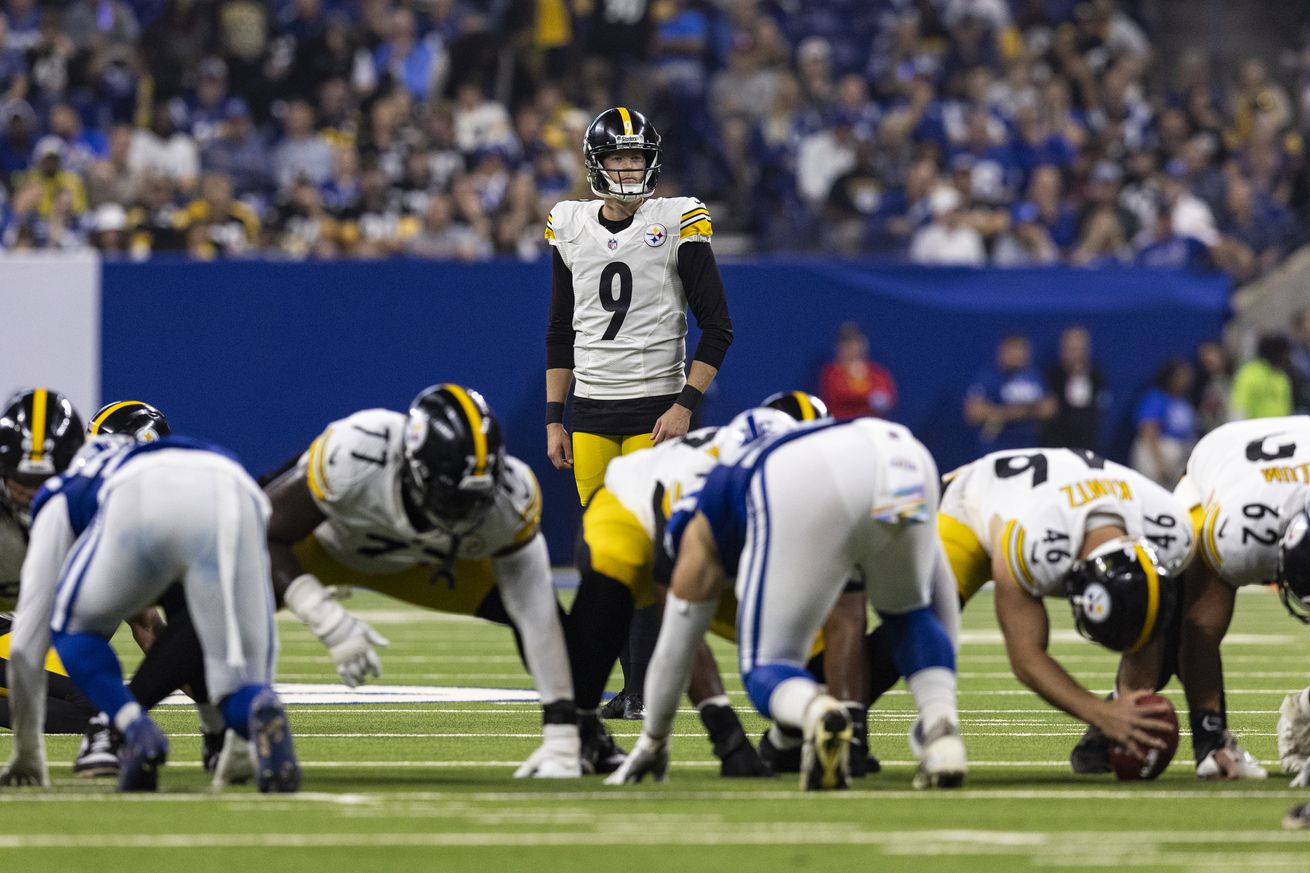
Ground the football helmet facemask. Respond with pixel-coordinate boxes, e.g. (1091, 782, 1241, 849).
(1277, 507, 1310, 624)
(402, 384, 505, 529)
(88, 400, 172, 442)
(762, 391, 831, 422)
(584, 107, 663, 202)
(0, 388, 85, 519)
(1065, 537, 1176, 653)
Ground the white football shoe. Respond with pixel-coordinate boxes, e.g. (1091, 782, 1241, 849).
(800, 694, 852, 791)
(1196, 731, 1268, 780)
(212, 729, 255, 788)
(910, 718, 967, 790)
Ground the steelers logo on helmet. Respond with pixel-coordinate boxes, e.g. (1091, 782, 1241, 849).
(1277, 508, 1310, 624)
(584, 107, 663, 202)
(761, 391, 831, 422)
(402, 384, 505, 529)
(1079, 582, 1112, 623)
(1064, 537, 1176, 653)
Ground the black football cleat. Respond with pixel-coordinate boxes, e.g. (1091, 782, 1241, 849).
(74, 713, 122, 778)
(1071, 722, 1112, 774)
(580, 712, 627, 775)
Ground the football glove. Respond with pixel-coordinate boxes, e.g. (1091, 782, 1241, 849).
(513, 724, 581, 779)
(1277, 687, 1310, 777)
(0, 748, 50, 787)
(604, 732, 669, 785)
(285, 574, 389, 687)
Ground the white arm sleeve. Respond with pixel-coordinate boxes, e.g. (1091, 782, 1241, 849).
(492, 533, 573, 705)
(642, 594, 717, 741)
(8, 495, 75, 757)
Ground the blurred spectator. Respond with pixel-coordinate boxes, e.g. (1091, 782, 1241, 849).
(84, 123, 139, 207)
(1193, 339, 1233, 434)
(910, 187, 985, 265)
(796, 112, 858, 208)
(273, 99, 334, 192)
(453, 80, 514, 155)
(1041, 326, 1108, 452)
(181, 172, 260, 259)
(406, 191, 489, 262)
(993, 201, 1058, 266)
(818, 322, 897, 420)
(19, 136, 86, 218)
(202, 98, 273, 199)
(47, 103, 106, 175)
(1230, 333, 1294, 420)
(373, 6, 443, 102)
(964, 333, 1056, 453)
(1131, 359, 1196, 488)
(128, 100, 199, 192)
(88, 201, 131, 258)
(1135, 207, 1210, 271)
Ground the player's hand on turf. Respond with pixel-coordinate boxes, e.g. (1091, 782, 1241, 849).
(328, 616, 390, 688)
(514, 724, 582, 779)
(652, 405, 692, 445)
(1292, 760, 1310, 788)
(1098, 691, 1173, 759)
(546, 423, 573, 470)
(604, 732, 669, 785)
(0, 752, 50, 787)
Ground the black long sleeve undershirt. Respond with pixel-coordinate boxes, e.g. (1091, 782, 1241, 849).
(544, 235, 733, 371)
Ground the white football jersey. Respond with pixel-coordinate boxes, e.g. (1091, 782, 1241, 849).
(300, 409, 542, 576)
(545, 196, 713, 400)
(1174, 415, 1310, 587)
(603, 426, 720, 539)
(941, 448, 1194, 597)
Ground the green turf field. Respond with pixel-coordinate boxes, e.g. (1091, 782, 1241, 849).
(3, 584, 1308, 872)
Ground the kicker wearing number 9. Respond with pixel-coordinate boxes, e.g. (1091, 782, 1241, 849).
(543, 106, 734, 505)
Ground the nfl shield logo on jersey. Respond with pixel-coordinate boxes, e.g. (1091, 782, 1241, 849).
(644, 224, 667, 247)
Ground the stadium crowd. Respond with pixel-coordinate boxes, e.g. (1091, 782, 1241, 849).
(0, 0, 1307, 276)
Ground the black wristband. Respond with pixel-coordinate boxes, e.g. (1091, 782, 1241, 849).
(545, 401, 565, 425)
(675, 384, 704, 412)
(1189, 708, 1226, 763)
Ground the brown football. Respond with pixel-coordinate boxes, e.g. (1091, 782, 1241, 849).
(1108, 694, 1179, 781)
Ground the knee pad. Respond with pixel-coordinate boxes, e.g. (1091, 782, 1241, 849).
(743, 662, 811, 718)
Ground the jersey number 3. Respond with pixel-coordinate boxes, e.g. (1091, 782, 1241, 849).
(599, 262, 633, 340)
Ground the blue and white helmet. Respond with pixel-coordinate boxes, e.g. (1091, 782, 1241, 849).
(711, 407, 797, 465)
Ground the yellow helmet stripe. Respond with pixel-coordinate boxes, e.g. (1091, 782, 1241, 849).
(793, 391, 816, 420)
(441, 384, 487, 476)
(616, 106, 634, 136)
(1128, 543, 1161, 653)
(89, 400, 145, 434)
(28, 389, 48, 463)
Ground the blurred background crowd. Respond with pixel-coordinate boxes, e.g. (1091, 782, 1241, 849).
(0, 0, 1308, 275)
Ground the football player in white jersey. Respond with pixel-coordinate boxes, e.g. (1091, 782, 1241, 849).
(611, 416, 967, 791)
(1169, 416, 1310, 780)
(544, 105, 734, 719)
(928, 448, 1190, 764)
(567, 406, 799, 777)
(265, 384, 582, 778)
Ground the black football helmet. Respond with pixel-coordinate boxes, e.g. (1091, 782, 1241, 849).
(584, 107, 663, 201)
(762, 391, 831, 422)
(1065, 538, 1177, 653)
(402, 384, 505, 528)
(0, 388, 85, 517)
(88, 400, 171, 441)
(1277, 506, 1310, 624)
